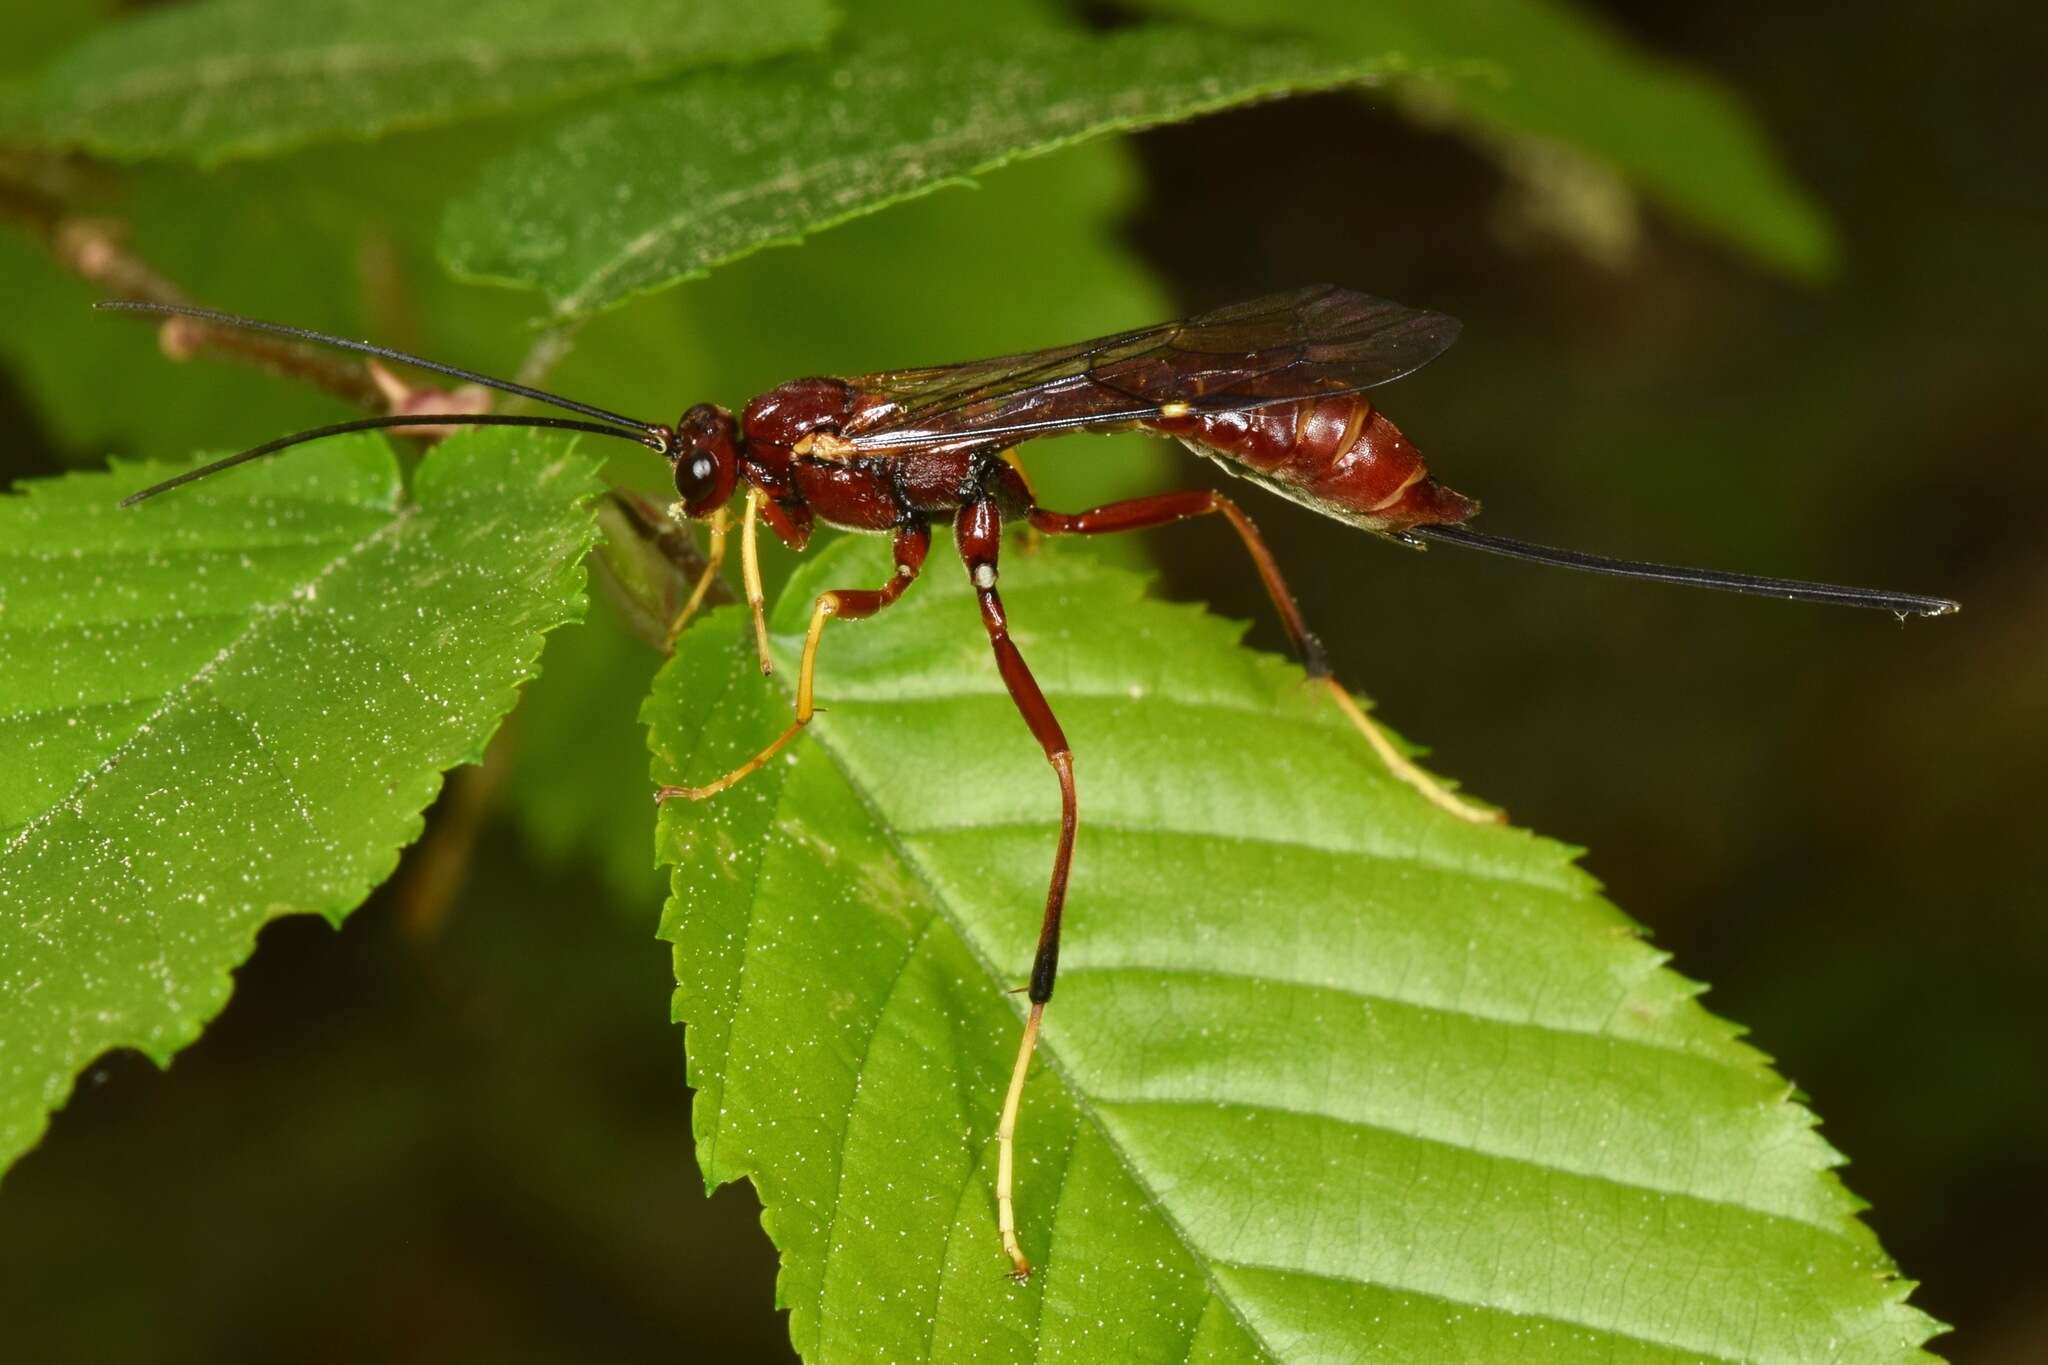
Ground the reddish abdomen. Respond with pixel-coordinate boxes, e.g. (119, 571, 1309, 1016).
(1147, 396, 1475, 532)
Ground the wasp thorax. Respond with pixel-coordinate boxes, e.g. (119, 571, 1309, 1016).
(741, 376, 856, 450)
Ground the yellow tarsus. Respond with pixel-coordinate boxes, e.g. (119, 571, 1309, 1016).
(1317, 678, 1501, 824)
(654, 592, 838, 803)
(996, 1001, 1044, 1281)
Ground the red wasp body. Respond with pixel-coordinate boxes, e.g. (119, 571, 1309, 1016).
(722, 374, 1476, 547)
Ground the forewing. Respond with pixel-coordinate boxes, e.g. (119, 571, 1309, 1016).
(842, 286, 1460, 452)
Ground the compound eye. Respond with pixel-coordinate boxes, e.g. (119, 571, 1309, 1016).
(670, 404, 738, 516)
(674, 451, 718, 505)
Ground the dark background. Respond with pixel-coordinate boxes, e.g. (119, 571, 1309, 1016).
(2, 3, 2042, 1361)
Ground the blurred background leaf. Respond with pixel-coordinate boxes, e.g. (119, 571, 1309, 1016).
(0, 0, 113, 138)
(441, 25, 1404, 318)
(651, 536, 1937, 1361)
(0, 432, 598, 1169)
(26, 0, 836, 163)
(1131, 0, 1834, 277)
(442, 0, 1833, 322)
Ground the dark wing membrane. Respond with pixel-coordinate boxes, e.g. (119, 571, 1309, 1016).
(841, 285, 1460, 453)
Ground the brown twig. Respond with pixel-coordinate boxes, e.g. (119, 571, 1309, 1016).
(63, 220, 386, 408)
(148, 304, 389, 409)
(1, 162, 389, 409)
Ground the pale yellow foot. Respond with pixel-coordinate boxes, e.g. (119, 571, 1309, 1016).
(996, 1001, 1045, 1281)
(1317, 678, 1502, 824)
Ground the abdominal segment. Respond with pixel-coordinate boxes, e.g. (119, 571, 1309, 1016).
(1146, 394, 1476, 532)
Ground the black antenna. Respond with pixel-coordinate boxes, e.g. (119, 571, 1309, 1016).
(96, 300, 658, 436)
(1402, 523, 1959, 617)
(121, 413, 666, 507)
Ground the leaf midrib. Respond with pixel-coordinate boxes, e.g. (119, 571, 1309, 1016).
(67, 36, 693, 113)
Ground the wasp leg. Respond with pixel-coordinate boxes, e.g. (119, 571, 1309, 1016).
(739, 487, 775, 674)
(656, 521, 930, 801)
(955, 498, 1075, 1281)
(665, 504, 731, 653)
(1030, 490, 1499, 824)
(998, 450, 1044, 552)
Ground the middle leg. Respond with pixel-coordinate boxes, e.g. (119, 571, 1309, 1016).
(1030, 489, 1498, 824)
(656, 519, 931, 802)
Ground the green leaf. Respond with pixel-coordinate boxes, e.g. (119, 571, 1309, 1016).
(29, 0, 836, 163)
(0, 430, 601, 1170)
(648, 535, 1939, 1361)
(1131, 0, 1834, 277)
(441, 25, 1402, 319)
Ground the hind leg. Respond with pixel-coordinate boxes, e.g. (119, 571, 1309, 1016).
(1031, 490, 1498, 823)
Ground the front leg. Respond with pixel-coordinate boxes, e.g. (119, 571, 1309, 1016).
(664, 504, 730, 652)
(955, 498, 1075, 1282)
(656, 520, 930, 801)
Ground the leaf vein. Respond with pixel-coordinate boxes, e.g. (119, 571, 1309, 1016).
(1213, 1259, 1756, 1364)
(1059, 962, 1715, 1074)
(1097, 1095, 1848, 1242)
